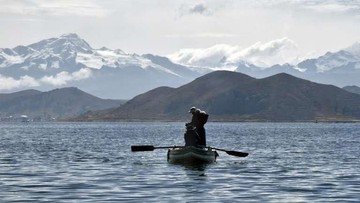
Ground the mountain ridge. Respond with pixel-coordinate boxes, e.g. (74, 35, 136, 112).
(75, 71, 360, 122)
(0, 87, 125, 121)
(1, 33, 360, 99)
(0, 33, 200, 99)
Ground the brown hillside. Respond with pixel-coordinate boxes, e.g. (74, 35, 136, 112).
(78, 71, 360, 121)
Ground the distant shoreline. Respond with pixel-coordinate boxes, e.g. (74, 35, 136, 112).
(2, 119, 360, 123)
(60, 118, 360, 123)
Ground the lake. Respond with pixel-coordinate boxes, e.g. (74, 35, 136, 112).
(0, 122, 359, 202)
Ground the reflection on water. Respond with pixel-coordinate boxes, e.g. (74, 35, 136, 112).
(0, 122, 359, 202)
(183, 164, 208, 178)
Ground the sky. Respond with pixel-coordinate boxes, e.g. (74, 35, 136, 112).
(0, 0, 360, 66)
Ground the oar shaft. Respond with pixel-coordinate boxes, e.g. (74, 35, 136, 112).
(131, 145, 184, 152)
(131, 145, 248, 157)
(131, 145, 155, 151)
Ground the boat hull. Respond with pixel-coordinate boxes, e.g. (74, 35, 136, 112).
(167, 146, 218, 165)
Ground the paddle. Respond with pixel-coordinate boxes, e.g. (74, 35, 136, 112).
(131, 145, 182, 152)
(210, 147, 249, 157)
(131, 145, 248, 157)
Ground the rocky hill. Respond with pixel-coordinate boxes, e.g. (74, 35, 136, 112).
(76, 71, 360, 122)
(0, 87, 124, 121)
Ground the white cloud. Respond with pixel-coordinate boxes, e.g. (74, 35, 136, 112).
(164, 33, 236, 39)
(259, 0, 360, 17)
(40, 68, 92, 86)
(298, 0, 360, 13)
(0, 74, 39, 90)
(345, 42, 360, 56)
(0, 0, 358, 64)
(0, 67, 92, 90)
(72, 68, 93, 80)
(168, 44, 240, 68)
(230, 38, 300, 67)
(0, 0, 108, 17)
(168, 38, 303, 68)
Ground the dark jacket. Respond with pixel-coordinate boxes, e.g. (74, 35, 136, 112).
(189, 111, 208, 146)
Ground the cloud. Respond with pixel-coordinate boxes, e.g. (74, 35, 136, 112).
(189, 3, 208, 15)
(255, 0, 360, 17)
(0, 0, 108, 17)
(164, 33, 236, 39)
(0, 68, 92, 90)
(301, 0, 360, 13)
(345, 42, 360, 56)
(168, 44, 241, 68)
(230, 38, 300, 67)
(178, 2, 213, 17)
(168, 38, 303, 68)
(40, 68, 92, 86)
(0, 74, 39, 90)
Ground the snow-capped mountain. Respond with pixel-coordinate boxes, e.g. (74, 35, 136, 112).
(230, 42, 360, 87)
(295, 49, 360, 73)
(0, 34, 200, 99)
(167, 39, 360, 87)
(0, 33, 359, 99)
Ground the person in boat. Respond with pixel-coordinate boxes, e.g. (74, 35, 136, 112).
(186, 107, 209, 147)
(184, 123, 200, 146)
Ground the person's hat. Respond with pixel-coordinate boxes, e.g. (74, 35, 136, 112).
(189, 107, 197, 113)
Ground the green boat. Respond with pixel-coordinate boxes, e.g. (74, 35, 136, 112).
(167, 146, 219, 165)
(131, 143, 247, 164)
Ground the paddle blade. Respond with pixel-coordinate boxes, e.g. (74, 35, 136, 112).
(225, 150, 249, 157)
(131, 145, 155, 152)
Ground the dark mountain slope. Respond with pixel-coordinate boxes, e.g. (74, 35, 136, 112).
(105, 71, 256, 120)
(0, 87, 123, 120)
(239, 73, 360, 120)
(77, 71, 360, 121)
(0, 89, 42, 101)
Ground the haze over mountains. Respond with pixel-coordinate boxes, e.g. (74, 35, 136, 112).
(1, 34, 360, 99)
(343, 86, 360, 95)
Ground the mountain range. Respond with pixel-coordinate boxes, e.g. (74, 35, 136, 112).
(1, 34, 360, 99)
(0, 87, 124, 121)
(0, 33, 200, 99)
(75, 71, 360, 122)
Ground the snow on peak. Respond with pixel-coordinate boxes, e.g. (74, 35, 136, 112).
(27, 33, 92, 54)
(315, 50, 359, 72)
(60, 33, 81, 39)
(76, 47, 170, 72)
(0, 33, 180, 79)
(345, 42, 360, 57)
(56, 33, 93, 53)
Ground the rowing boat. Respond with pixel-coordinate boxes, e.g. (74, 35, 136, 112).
(131, 145, 248, 164)
(167, 146, 218, 165)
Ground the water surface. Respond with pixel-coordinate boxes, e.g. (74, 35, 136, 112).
(0, 122, 359, 202)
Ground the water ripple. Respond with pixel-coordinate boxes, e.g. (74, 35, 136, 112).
(0, 122, 359, 202)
